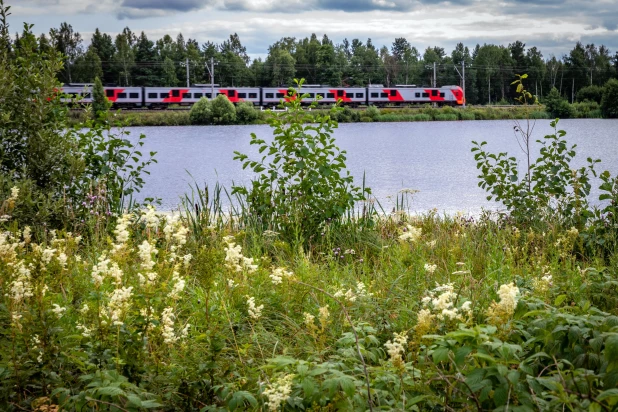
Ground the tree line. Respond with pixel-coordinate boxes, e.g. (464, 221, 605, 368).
(8, 22, 618, 105)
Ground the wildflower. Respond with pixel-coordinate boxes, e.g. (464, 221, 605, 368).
(141, 205, 160, 229)
(161, 307, 178, 344)
(399, 225, 422, 243)
(51, 304, 66, 319)
(8, 261, 34, 303)
(533, 274, 553, 295)
(303, 312, 315, 327)
(227, 279, 237, 288)
(169, 271, 186, 300)
(270, 267, 293, 285)
(23, 226, 32, 243)
(113, 213, 132, 250)
(182, 254, 192, 267)
(107, 286, 133, 326)
(80, 303, 89, 314)
(246, 296, 264, 320)
(10, 186, 19, 200)
(91, 254, 111, 287)
(57, 252, 67, 269)
(415, 308, 434, 336)
(76, 323, 92, 338)
(384, 332, 408, 365)
(461, 300, 472, 316)
(486, 283, 520, 325)
(41, 248, 57, 266)
(263, 374, 294, 412)
(424, 263, 437, 274)
(426, 240, 437, 248)
(318, 305, 330, 327)
(138, 240, 158, 271)
(224, 240, 258, 273)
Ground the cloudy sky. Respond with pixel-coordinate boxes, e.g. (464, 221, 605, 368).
(9, 0, 618, 59)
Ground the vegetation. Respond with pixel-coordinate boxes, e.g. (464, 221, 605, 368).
(2, 4, 618, 411)
(601, 78, 618, 118)
(92, 76, 111, 117)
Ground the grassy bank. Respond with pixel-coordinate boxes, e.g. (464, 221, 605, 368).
(2, 202, 618, 410)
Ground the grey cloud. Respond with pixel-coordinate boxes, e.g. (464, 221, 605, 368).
(121, 0, 210, 11)
(314, 0, 416, 12)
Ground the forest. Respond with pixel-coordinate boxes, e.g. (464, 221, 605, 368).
(20, 22, 618, 105)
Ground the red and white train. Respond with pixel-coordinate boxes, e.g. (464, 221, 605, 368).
(61, 84, 464, 108)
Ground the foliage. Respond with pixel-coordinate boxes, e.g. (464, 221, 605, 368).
(365, 105, 380, 121)
(188, 97, 212, 125)
(235, 101, 259, 124)
(210, 94, 237, 125)
(92, 76, 110, 117)
(544, 87, 574, 118)
(601, 78, 618, 118)
(232, 79, 371, 244)
(577, 84, 604, 103)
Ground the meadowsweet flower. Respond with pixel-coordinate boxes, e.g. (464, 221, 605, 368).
(318, 305, 330, 327)
(141, 205, 160, 229)
(169, 270, 186, 300)
(415, 308, 434, 336)
(138, 240, 158, 271)
(91, 254, 111, 287)
(224, 239, 258, 273)
(8, 261, 34, 303)
(269, 267, 293, 285)
(487, 283, 520, 326)
(424, 263, 437, 274)
(263, 374, 294, 411)
(334, 288, 356, 302)
(384, 332, 407, 365)
(10, 186, 19, 200)
(426, 240, 437, 248)
(399, 225, 422, 243)
(461, 301, 472, 315)
(22, 226, 31, 243)
(303, 312, 315, 327)
(41, 248, 57, 266)
(57, 252, 67, 269)
(107, 286, 133, 326)
(227, 279, 237, 288)
(182, 254, 192, 267)
(76, 323, 92, 338)
(246, 296, 264, 320)
(51, 304, 66, 319)
(80, 303, 89, 314)
(113, 213, 132, 250)
(161, 307, 178, 344)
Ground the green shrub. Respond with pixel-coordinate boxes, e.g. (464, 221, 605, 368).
(434, 113, 458, 121)
(235, 101, 259, 124)
(211, 94, 237, 124)
(530, 110, 551, 119)
(572, 100, 601, 118)
(364, 105, 380, 120)
(577, 84, 604, 103)
(601, 78, 618, 118)
(360, 115, 374, 122)
(458, 111, 476, 120)
(189, 97, 212, 125)
(413, 113, 432, 121)
(232, 80, 370, 244)
(544, 87, 574, 118)
(91, 76, 110, 117)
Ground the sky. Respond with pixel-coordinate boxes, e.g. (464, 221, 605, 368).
(8, 0, 618, 60)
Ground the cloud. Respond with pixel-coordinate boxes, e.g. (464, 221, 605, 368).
(117, 0, 214, 19)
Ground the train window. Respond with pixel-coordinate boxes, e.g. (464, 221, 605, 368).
(371, 93, 379, 98)
(238, 93, 247, 98)
(337, 90, 344, 97)
(172, 90, 180, 97)
(160, 93, 169, 98)
(148, 93, 157, 98)
(327, 93, 335, 98)
(83, 93, 91, 99)
(355, 93, 364, 98)
(431, 90, 438, 96)
(205, 93, 212, 98)
(182, 93, 191, 98)
(105, 90, 114, 97)
(316, 93, 324, 98)
(380, 93, 388, 98)
(390, 90, 397, 97)
(276, 93, 285, 98)
(249, 93, 257, 98)
(415, 92, 420, 97)
(306, 93, 315, 98)
(422, 92, 429, 97)
(229, 90, 237, 97)
(194, 93, 203, 98)
(130, 93, 139, 98)
(440, 93, 445, 98)
(265, 93, 274, 98)
(118, 93, 127, 98)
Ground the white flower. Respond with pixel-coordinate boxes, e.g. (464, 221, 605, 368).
(10, 186, 19, 200)
(80, 303, 89, 314)
(384, 332, 408, 364)
(169, 271, 186, 300)
(303, 312, 315, 327)
(22, 226, 31, 243)
(8, 261, 33, 303)
(246, 296, 264, 320)
(91, 254, 111, 287)
(399, 225, 422, 243)
(138, 241, 158, 271)
(57, 252, 67, 269)
(224, 240, 258, 273)
(113, 213, 133, 250)
(424, 263, 437, 274)
(141, 205, 160, 229)
(497, 282, 520, 313)
(161, 307, 177, 344)
(426, 240, 437, 248)
(318, 305, 330, 324)
(269, 267, 293, 285)
(182, 254, 192, 267)
(51, 304, 67, 319)
(227, 279, 237, 288)
(41, 248, 57, 266)
(107, 286, 133, 326)
(263, 374, 294, 411)
(76, 323, 92, 338)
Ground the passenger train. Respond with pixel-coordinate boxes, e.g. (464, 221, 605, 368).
(60, 84, 465, 108)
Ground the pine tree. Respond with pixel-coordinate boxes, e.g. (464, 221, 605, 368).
(92, 76, 109, 117)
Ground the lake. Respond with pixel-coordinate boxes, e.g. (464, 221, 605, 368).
(126, 119, 618, 214)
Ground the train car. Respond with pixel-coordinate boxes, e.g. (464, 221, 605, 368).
(368, 85, 464, 106)
(60, 84, 93, 104)
(144, 87, 261, 107)
(262, 87, 367, 107)
(104, 87, 143, 107)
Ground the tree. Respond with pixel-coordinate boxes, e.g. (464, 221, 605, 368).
(544, 87, 574, 118)
(91, 28, 115, 84)
(601, 78, 618, 118)
(50, 22, 83, 83)
(72, 46, 103, 83)
(266, 46, 296, 86)
(133, 31, 159, 86)
(210, 94, 236, 124)
(189, 97, 212, 124)
(114, 29, 135, 86)
(162, 57, 178, 86)
(92, 76, 110, 116)
(577, 85, 604, 103)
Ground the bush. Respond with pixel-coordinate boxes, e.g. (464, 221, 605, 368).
(576, 84, 604, 103)
(360, 115, 374, 122)
(365, 105, 380, 120)
(232, 80, 370, 244)
(544, 87, 574, 118)
(189, 97, 213, 125)
(601, 78, 618, 118)
(91, 76, 110, 117)
(458, 111, 476, 120)
(434, 114, 458, 121)
(572, 101, 601, 118)
(211, 94, 237, 124)
(235, 101, 259, 124)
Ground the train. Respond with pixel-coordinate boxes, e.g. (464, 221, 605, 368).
(60, 84, 465, 108)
